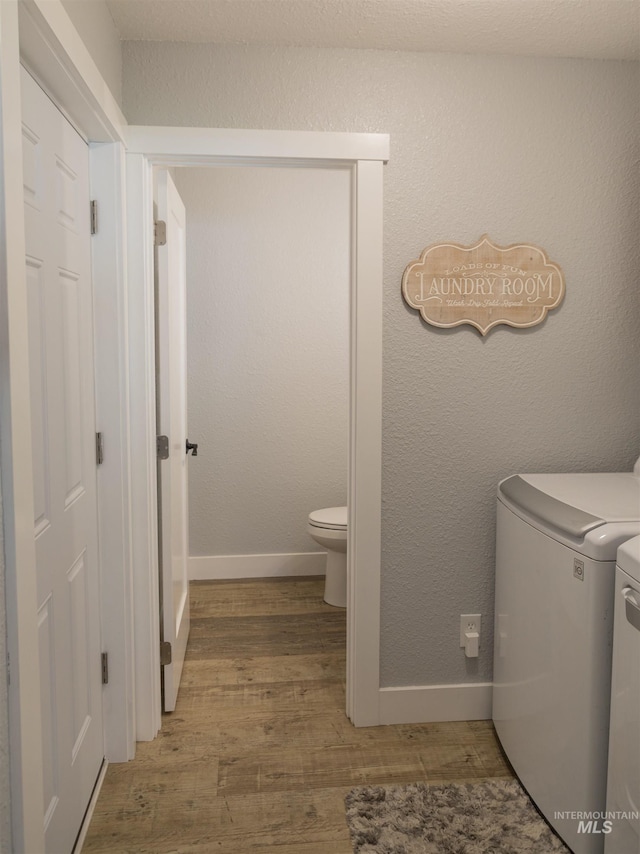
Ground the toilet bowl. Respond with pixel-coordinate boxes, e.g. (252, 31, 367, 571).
(308, 506, 347, 607)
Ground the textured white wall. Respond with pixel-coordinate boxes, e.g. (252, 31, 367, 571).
(123, 44, 640, 687)
(173, 166, 349, 557)
(61, 0, 122, 105)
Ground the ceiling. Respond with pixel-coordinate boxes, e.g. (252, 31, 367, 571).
(105, 0, 640, 61)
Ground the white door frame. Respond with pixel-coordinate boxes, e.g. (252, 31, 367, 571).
(125, 125, 388, 732)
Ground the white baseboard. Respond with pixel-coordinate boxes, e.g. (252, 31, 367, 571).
(379, 682, 492, 724)
(189, 552, 327, 581)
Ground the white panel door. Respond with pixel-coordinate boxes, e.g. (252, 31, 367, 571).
(21, 67, 104, 853)
(156, 170, 191, 712)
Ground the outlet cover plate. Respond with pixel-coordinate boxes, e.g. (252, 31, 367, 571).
(460, 614, 481, 646)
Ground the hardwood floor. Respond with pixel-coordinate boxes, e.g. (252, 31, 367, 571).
(82, 577, 513, 853)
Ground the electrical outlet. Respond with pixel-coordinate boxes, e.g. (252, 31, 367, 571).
(460, 614, 481, 647)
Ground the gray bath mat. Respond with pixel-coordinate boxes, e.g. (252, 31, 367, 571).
(345, 779, 570, 853)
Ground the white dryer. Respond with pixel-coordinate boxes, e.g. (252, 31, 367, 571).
(605, 534, 640, 853)
(493, 471, 640, 854)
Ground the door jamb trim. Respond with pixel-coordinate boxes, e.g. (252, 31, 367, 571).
(126, 128, 387, 730)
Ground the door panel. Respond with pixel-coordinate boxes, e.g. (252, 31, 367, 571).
(21, 66, 104, 853)
(26, 257, 50, 534)
(156, 170, 191, 712)
(61, 270, 84, 503)
(37, 599, 57, 827)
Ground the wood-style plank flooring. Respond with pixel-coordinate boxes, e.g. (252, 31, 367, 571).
(83, 577, 513, 853)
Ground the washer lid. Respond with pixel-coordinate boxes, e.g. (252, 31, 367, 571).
(518, 473, 640, 522)
(308, 506, 347, 530)
(618, 535, 640, 583)
(499, 472, 640, 540)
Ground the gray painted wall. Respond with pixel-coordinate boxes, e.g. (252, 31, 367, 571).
(173, 166, 349, 557)
(62, 0, 123, 106)
(123, 44, 640, 688)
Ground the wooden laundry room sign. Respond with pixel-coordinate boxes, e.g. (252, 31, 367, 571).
(402, 235, 565, 336)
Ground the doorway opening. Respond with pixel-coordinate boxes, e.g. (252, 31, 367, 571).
(154, 162, 351, 710)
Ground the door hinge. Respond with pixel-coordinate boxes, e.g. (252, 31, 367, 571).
(90, 200, 98, 235)
(96, 432, 104, 465)
(157, 435, 169, 460)
(160, 641, 172, 666)
(154, 220, 166, 246)
(101, 652, 109, 685)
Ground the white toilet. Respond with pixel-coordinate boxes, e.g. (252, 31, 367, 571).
(307, 506, 347, 607)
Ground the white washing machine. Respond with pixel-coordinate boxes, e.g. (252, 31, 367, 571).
(493, 470, 640, 854)
(605, 535, 640, 853)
